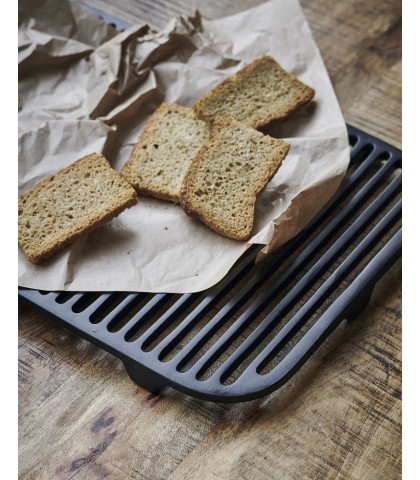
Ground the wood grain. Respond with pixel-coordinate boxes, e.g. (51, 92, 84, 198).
(19, 0, 401, 479)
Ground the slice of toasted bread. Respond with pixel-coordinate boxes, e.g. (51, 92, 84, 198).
(120, 103, 210, 203)
(18, 153, 137, 264)
(193, 55, 315, 130)
(180, 116, 290, 240)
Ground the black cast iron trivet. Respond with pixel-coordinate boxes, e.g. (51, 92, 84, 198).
(19, 125, 402, 402)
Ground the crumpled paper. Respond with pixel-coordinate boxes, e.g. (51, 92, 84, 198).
(18, 0, 350, 293)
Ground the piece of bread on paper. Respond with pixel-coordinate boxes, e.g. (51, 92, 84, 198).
(120, 103, 210, 204)
(193, 55, 315, 130)
(180, 116, 290, 240)
(18, 153, 137, 264)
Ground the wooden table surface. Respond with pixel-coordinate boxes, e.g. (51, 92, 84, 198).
(19, 0, 402, 478)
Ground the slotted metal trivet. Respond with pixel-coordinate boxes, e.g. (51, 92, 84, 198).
(18, 125, 402, 402)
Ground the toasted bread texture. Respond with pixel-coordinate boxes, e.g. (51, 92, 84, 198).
(18, 153, 138, 264)
(193, 55, 315, 130)
(180, 116, 290, 240)
(120, 103, 210, 203)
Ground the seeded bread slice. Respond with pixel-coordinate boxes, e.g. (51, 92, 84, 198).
(180, 116, 290, 241)
(18, 153, 138, 264)
(120, 103, 210, 203)
(193, 55, 315, 130)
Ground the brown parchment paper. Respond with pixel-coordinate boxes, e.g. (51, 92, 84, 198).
(18, 0, 350, 293)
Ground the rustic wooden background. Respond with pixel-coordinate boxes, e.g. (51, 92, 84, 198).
(19, 0, 402, 478)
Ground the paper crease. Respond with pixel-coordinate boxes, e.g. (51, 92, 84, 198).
(18, 0, 350, 293)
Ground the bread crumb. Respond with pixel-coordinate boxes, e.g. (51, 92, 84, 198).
(18, 153, 137, 263)
(193, 55, 315, 129)
(120, 103, 210, 203)
(180, 116, 289, 240)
